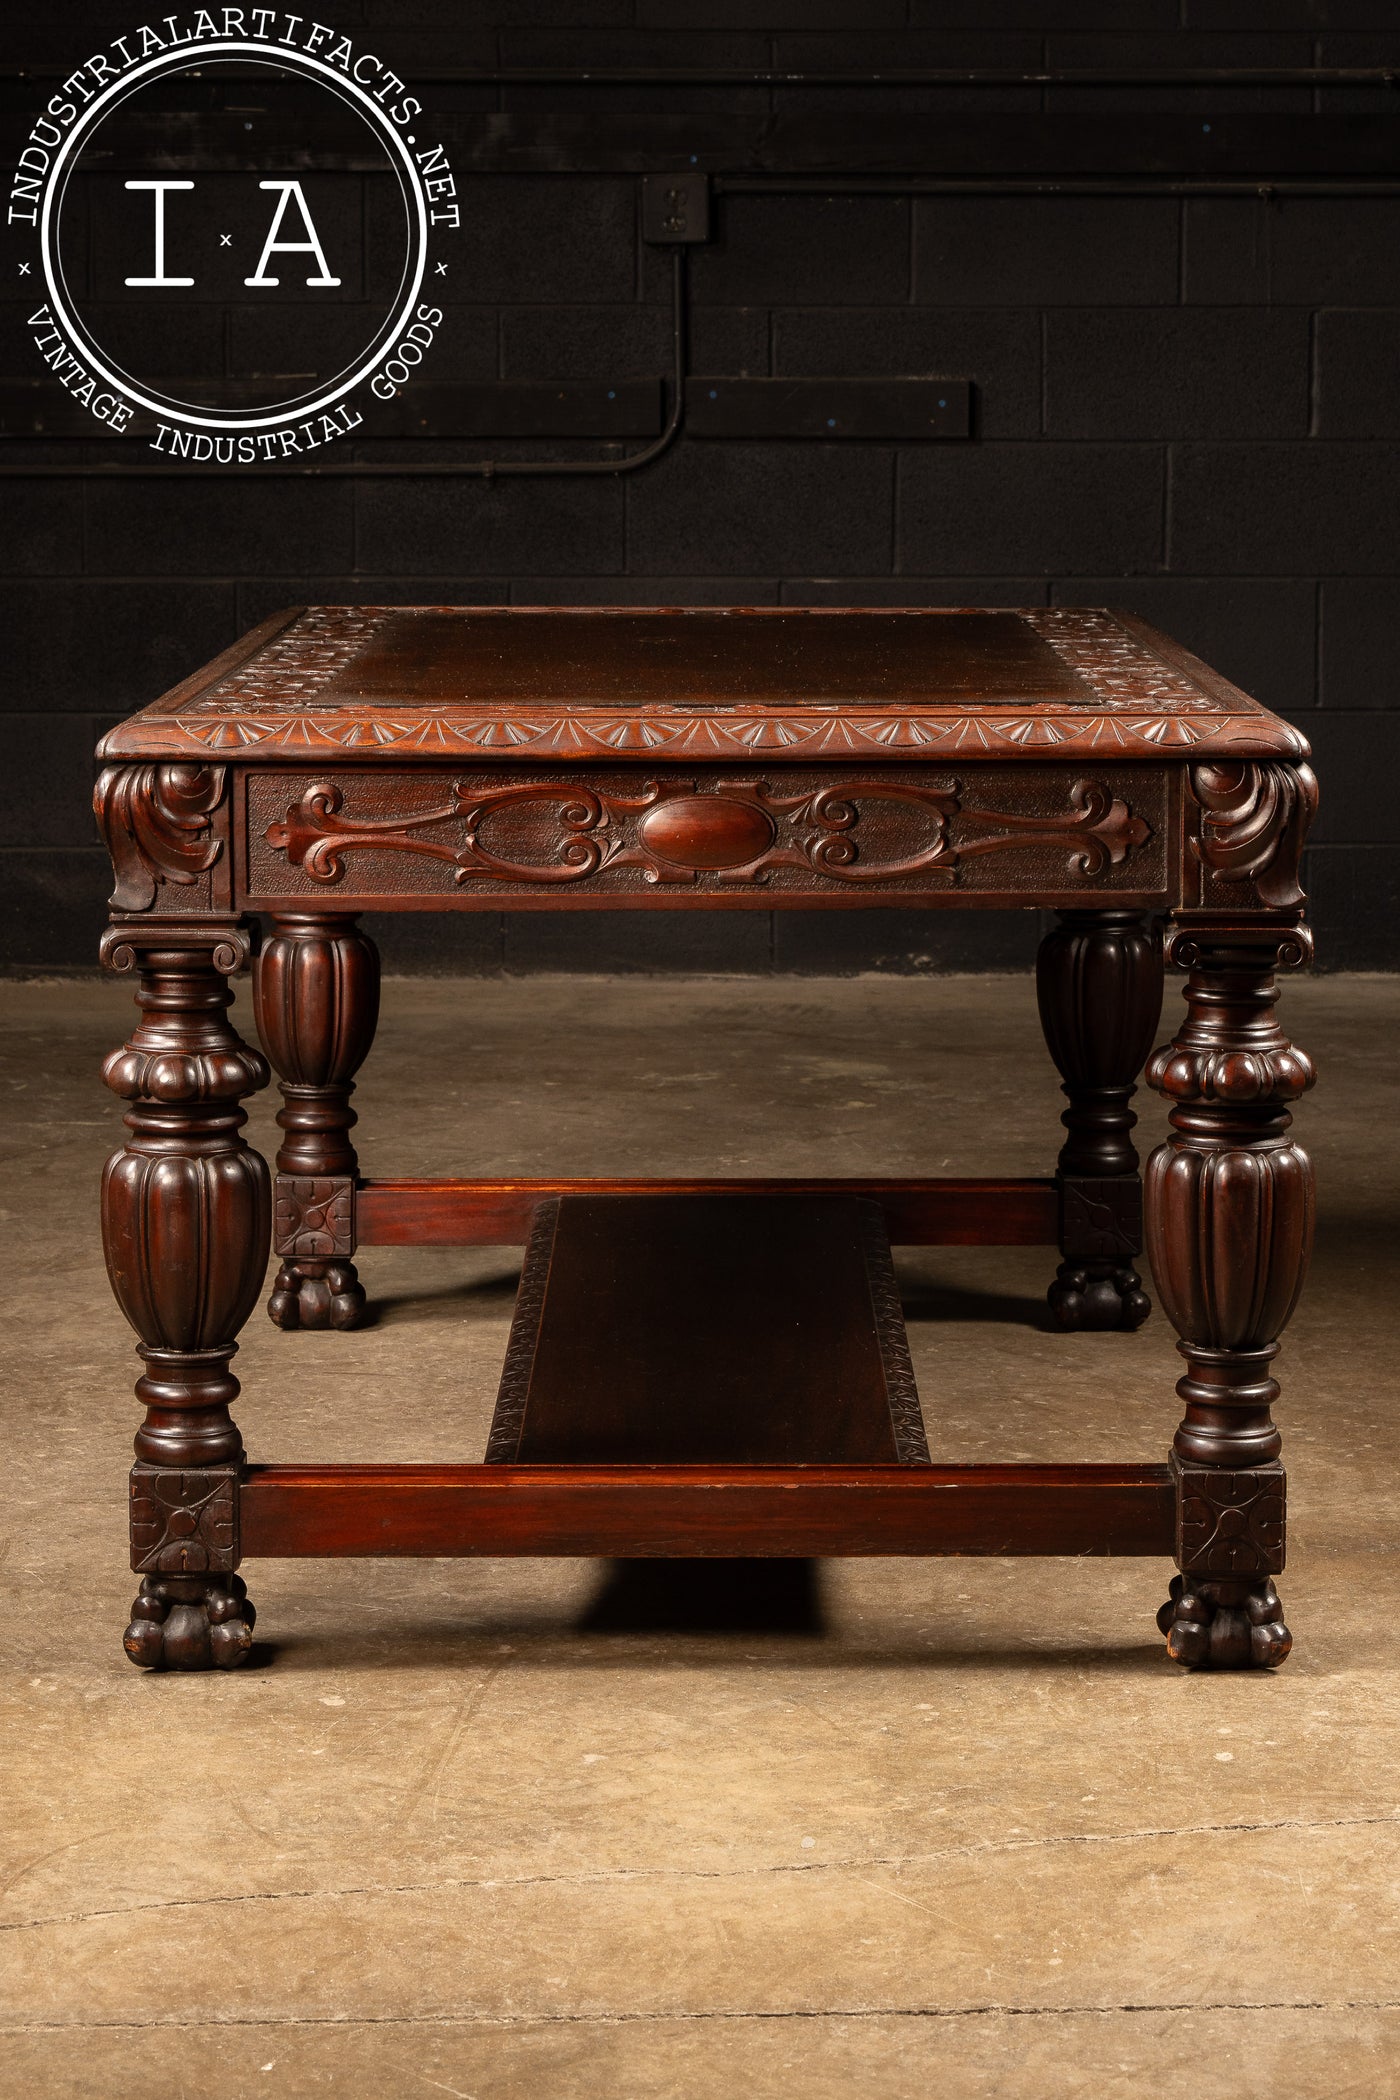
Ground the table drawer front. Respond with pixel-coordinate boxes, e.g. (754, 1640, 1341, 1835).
(242, 764, 1172, 905)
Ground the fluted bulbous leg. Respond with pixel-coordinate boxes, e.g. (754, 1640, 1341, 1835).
(254, 911, 380, 1331)
(101, 924, 271, 1669)
(1036, 909, 1164, 1331)
(1145, 924, 1316, 1669)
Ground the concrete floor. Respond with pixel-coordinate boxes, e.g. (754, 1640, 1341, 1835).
(2, 969, 1398, 2098)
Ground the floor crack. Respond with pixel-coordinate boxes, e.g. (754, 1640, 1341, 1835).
(5, 1999, 1400, 2034)
(5, 1809, 1398, 1938)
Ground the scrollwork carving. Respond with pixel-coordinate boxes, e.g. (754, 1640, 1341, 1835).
(100, 918, 252, 977)
(1165, 917, 1314, 974)
(261, 774, 1154, 892)
(95, 764, 227, 912)
(1190, 761, 1318, 910)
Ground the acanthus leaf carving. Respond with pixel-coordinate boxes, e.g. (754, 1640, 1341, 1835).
(1190, 761, 1318, 911)
(95, 763, 227, 912)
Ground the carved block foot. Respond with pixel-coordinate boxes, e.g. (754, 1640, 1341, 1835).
(1048, 1259, 1151, 1332)
(1156, 1574, 1292, 1670)
(268, 1257, 366, 1331)
(123, 1572, 256, 1671)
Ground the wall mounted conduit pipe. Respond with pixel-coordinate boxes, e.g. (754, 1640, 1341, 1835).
(2, 50, 1397, 477)
(0, 251, 686, 479)
(5, 67, 1400, 88)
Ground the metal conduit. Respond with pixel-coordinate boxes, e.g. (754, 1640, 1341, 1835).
(5, 67, 1400, 88)
(2, 59, 1396, 477)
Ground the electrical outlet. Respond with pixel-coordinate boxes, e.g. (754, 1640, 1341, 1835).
(642, 173, 711, 244)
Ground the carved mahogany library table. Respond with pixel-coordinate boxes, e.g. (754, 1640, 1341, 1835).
(94, 605, 1317, 1674)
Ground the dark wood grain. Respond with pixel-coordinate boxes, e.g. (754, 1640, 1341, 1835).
(1037, 907, 1164, 1331)
(254, 910, 380, 1331)
(484, 1194, 928, 1465)
(100, 923, 270, 1671)
(95, 604, 1317, 1672)
(354, 1176, 1061, 1248)
(1146, 920, 1315, 1670)
(97, 606, 1309, 767)
(240, 1463, 1176, 1560)
(243, 763, 1165, 908)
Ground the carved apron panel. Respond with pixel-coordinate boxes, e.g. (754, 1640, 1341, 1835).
(242, 764, 1172, 905)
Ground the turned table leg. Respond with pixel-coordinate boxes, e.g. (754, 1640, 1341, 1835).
(1036, 908, 1164, 1330)
(1145, 923, 1316, 1669)
(100, 923, 271, 1670)
(253, 911, 380, 1331)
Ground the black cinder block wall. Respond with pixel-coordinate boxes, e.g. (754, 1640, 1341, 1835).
(2, 2, 1396, 972)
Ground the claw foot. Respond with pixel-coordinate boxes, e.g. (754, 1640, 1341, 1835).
(1048, 1260, 1151, 1332)
(124, 1573, 256, 1671)
(268, 1257, 366, 1331)
(1157, 1574, 1292, 1670)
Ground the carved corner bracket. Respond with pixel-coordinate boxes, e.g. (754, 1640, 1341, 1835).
(1189, 761, 1318, 912)
(1172, 1454, 1285, 1577)
(130, 1464, 241, 1574)
(273, 1174, 357, 1259)
(95, 762, 229, 913)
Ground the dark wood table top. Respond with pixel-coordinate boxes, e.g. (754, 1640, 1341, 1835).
(99, 603, 1307, 766)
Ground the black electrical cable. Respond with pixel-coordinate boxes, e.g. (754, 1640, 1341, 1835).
(0, 249, 686, 479)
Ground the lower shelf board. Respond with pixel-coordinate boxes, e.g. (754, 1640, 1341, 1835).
(236, 1192, 1175, 1565)
(238, 1463, 1177, 1560)
(484, 1191, 928, 1465)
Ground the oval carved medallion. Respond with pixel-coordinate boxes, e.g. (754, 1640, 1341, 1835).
(638, 794, 775, 870)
